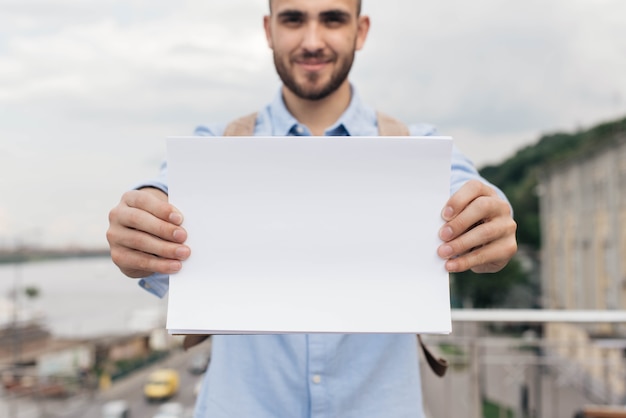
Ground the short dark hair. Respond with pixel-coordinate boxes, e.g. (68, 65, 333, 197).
(269, 0, 362, 16)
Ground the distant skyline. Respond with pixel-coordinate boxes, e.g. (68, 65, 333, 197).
(1, 0, 626, 248)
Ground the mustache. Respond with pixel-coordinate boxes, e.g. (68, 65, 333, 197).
(294, 49, 335, 62)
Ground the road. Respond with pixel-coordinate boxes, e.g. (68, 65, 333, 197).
(79, 344, 208, 418)
(0, 342, 211, 418)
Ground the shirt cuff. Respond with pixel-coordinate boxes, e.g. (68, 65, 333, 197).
(133, 180, 169, 195)
(139, 273, 170, 298)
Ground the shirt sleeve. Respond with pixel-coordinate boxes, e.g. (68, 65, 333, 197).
(449, 145, 508, 203)
(133, 160, 169, 194)
(139, 273, 170, 298)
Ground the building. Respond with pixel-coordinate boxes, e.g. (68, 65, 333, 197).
(538, 130, 626, 402)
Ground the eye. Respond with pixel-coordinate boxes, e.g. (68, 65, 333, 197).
(279, 11, 304, 26)
(321, 11, 349, 27)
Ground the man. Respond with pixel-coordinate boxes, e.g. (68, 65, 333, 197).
(107, 0, 517, 416)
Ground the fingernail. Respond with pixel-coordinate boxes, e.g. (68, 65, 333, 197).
(175, 246, 190, 259)
(446, 260, 458, 272)
(172, 229, 185, 241)
(439, 245, 454, 258)
(439, 226, 453, 241)
(169, 261, 182, 273)
(442, 206, 454, 221)
(169, 211, 183, 225)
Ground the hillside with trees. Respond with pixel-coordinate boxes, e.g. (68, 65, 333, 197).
(450, 115, 626, 309)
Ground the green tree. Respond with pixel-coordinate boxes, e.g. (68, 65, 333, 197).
(450, 258, 530, 309)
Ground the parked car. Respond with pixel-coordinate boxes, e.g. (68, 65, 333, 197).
(102, 400, 130, 418)
(144, 369, 180, 402)
(152, 401, 184, 418)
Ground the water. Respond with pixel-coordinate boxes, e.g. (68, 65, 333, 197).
(0, 257, 167, 338)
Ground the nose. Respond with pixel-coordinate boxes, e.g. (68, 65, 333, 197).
(301, 21, 324, 52)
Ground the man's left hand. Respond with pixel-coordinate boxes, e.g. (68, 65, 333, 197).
(437, 180, 518, 273)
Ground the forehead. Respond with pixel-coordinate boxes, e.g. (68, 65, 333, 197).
(270, 0, 358, 15)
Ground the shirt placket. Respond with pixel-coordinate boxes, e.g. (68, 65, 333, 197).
(307, 334, 330, 418)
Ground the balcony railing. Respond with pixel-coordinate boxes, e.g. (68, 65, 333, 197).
(420, 309, 626, 418)
(3, 309, 626, 418)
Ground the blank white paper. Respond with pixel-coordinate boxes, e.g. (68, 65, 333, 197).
(165, 136, 453, 334)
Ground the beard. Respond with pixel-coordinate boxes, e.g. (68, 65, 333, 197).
(274, 48, 355, 101)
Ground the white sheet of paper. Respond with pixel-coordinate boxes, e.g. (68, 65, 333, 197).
(165, 136, 453, 334)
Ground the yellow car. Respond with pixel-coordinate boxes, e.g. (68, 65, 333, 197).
(143, 369, 180, 402)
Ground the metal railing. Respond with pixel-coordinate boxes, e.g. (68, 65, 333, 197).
(421, 309, 626, 418)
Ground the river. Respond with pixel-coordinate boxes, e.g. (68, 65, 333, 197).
(0, 257, 167, 338)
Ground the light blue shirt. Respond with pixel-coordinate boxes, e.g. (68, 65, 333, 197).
(138, 87, 500, 418)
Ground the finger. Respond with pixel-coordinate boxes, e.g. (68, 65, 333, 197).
(123, 189, 183, 225)
(113, 204, 187, 244)
(441, 180, 495, 221)
(112, 225, 190, 262)
(444, 236, 517, 273)
(438, 216, 508, 259)
(110, 246, 185, 278)
(439, 194, 504, 242)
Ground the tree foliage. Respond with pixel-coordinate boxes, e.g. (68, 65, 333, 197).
(450, 258, 533, 309)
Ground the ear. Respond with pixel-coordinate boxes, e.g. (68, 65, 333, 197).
(355, 15, 370, 51)
(263, 15, 274, 49)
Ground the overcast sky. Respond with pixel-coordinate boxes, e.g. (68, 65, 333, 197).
(1, 0, 625, 248)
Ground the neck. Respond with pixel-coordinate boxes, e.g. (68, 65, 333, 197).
(282, 81, 352, 136)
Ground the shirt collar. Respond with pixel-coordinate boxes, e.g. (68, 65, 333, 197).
(267, 84, 377, 136)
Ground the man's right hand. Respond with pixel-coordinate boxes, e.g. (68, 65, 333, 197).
(107, 187, 191, 278)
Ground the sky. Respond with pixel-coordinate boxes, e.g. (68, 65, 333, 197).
(1, 0, 625, 249)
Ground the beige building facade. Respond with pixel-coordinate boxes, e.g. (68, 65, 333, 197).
(540, 133, 626, 314)
(538, 132, 626, 401)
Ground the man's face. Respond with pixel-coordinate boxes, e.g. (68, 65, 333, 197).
(264, 0, 369, 101)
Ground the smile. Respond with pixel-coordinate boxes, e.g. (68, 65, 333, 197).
(295, 60, 331, 71)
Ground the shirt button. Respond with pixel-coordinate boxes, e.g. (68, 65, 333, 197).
(312, 374, 322, 384)
(295, 125, 304, 134)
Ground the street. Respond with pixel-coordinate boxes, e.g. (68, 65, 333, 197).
(0, 343, 209, 418)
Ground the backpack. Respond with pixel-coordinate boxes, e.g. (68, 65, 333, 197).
(182, 112, 448, 377)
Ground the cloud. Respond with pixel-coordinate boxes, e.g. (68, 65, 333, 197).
(1, 0, 626, 247)
(351, 0, 626, 165)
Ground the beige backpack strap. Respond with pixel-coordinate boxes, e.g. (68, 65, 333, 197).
(223, 112, 259, 136)
(376, 111, 410, 136)
(224, 111, 407, 136)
